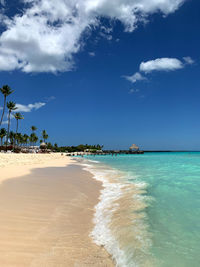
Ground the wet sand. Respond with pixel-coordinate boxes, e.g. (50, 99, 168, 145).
(0, 155, 113, 266)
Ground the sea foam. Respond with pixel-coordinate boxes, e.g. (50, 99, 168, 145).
(82, 159, 151, 267)
(82, 162, 129, 266)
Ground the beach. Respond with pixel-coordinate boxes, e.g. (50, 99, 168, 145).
(1, 152, 200, 266)
(0, 153, 113, 266)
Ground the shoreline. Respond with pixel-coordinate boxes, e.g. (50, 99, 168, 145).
(0, 153, 114, 266)
(81, 157, 154, 267)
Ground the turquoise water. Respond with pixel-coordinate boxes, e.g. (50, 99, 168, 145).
(84, 152, 200, 267)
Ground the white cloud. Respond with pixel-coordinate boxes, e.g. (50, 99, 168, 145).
(44, 96, 56, 102)
(101, 26, 113, 34)
(140, 58, 184, 73)
(124, 56, 193, 84)
(129, 88, 140, 94)
(0, 0, 185, 73)
(183, 56, 194, 65)
(100, 32, 113, 40)
(89, 52, 95, 57)
(1, 102, 46, 124)
(100, 25, 113, 40)
(124, 72, 146, 83)
(16, 102, 46, 112)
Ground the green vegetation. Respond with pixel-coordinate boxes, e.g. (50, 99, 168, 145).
(0, 128, 6, 146)
(6, 101, 17, 147)
(52, 144, 103, 153)
(0, 85, 14, 126)
(14, 112, 24, 134)
(31, 126, 37, 132)
(42, 130, 48, 143)
(0, 85, 50, 151)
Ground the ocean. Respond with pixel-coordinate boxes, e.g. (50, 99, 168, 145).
(80, 152, 200, 267)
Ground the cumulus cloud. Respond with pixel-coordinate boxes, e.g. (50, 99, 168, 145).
(0, 0, 185, 73)
(183, 56, 194, 65)
(140, 58, 184, 73)
(124, 72, 146, 83)
(1, 101, 46, 124)
(124, 56, 194, 84)
(16, 102, 46, 112)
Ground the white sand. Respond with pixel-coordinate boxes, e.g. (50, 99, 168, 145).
(0, 153, 72, 182)
(0, 153, 113, 266)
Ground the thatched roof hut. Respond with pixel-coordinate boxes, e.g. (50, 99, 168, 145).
(40, 142, 47, 149)
(129, 144, 139, 151)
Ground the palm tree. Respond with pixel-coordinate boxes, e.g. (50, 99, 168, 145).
(0, 85, 14, 126)
(13, 112, 24, 148)
(17, 133, 24, 147)
(47, 142, 53, 150)
(42, 130, 48, 143)
(31, 126, 37, 133)
(6, 101, 17, 147)
(29, 133, 34, 147)
(30, 133, 38, 147)
(15, 133, 22, 146)
(30, 126, 37, 147)
(14, 112, 24, 134)
(33, 135, 38, 146)
(23, 134, 29, 147)
(0, 128, 7, 146)
(9, 131, 15, 145)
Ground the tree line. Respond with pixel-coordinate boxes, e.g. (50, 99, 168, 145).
(0, 85, 49, 151)
(53, 144, 103, 153)
(0, 84, 104, 153)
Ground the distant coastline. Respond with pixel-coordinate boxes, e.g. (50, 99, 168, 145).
(143, 150, 200, 152)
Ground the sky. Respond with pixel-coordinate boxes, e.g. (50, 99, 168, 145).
(0, 0, 199, 150)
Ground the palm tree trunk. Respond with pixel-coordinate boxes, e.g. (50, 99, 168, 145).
(14, 119, 18, 149)
(6, 111, 11, 149)
(0, 137, 2, 146)
(16, 119, 18, 134)
(0, 97, 6, 126)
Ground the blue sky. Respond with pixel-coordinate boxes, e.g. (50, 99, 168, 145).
(0, 0, 199, 150)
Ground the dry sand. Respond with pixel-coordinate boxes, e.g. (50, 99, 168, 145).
(0, 153, 113, 266)
(0, 153, 73, 182)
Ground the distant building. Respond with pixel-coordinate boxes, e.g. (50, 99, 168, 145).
(129, 144, 139, 152)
